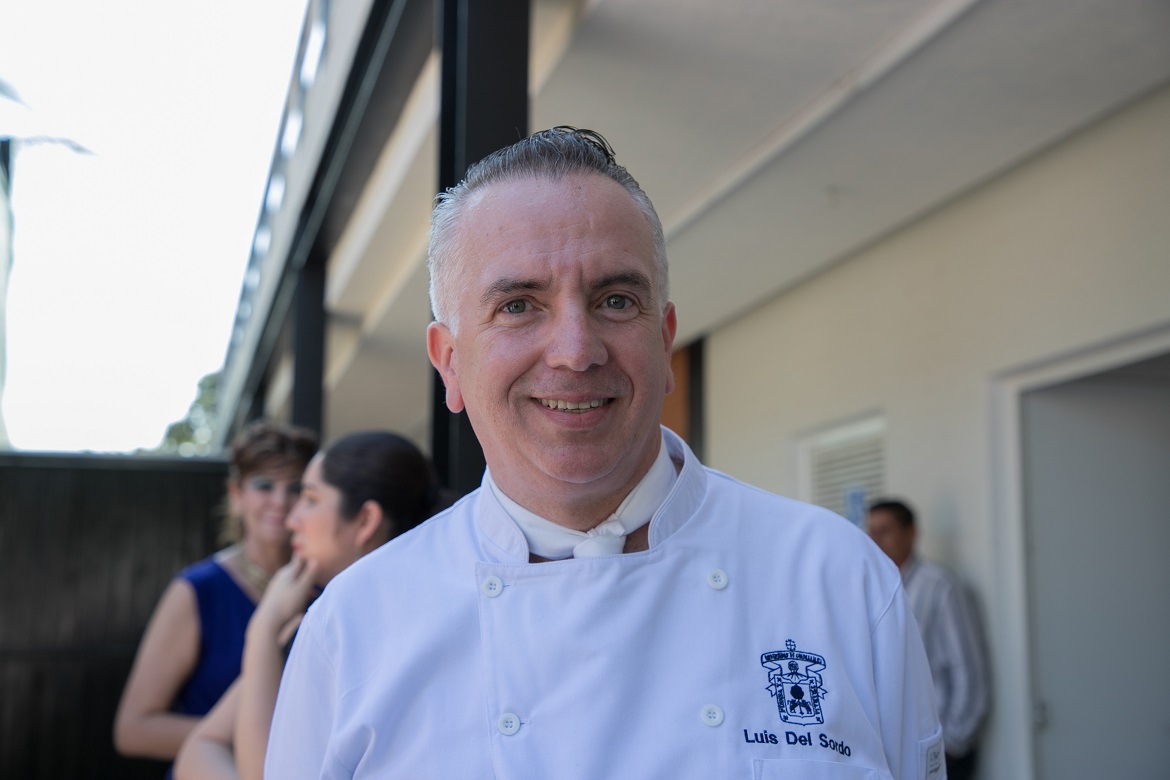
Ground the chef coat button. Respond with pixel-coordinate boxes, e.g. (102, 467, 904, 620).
(701, 704, 724, 727)
(497, 712, 521, 735)
(706, 569, 729, 590)
(481, 575, 504, 598)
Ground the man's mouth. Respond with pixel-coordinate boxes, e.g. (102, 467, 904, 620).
(538, 398, 609, 413)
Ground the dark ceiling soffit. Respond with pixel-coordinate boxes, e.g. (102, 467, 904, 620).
(227, 0, 435, 435)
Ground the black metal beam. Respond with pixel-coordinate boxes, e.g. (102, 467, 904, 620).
(432, 0, 530, 496)
(291, 249, 326, 434)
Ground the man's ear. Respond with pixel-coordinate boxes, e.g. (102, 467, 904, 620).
(661, 302, 678, 396)
(427, 321, 465, 413)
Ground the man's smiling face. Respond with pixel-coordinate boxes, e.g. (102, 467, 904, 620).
(427, 173, 676, 527)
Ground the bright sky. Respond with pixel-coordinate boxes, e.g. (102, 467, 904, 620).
(0, 1, 307, 453)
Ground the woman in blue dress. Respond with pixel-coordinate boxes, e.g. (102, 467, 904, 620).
(173, 430, 451, 780)
(114, 420, 317, 773)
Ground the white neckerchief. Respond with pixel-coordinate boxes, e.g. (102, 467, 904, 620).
(487, 436, 677, 559)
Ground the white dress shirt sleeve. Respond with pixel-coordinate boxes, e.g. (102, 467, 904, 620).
(930, 570, 990, 755)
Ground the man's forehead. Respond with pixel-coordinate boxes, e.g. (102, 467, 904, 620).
(869, 510, 910, 531)
(458, 176, 655, 274)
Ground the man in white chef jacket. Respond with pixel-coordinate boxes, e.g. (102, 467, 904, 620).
(266, 127, 945, 779)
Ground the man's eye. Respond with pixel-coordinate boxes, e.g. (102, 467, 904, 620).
(249, 478, 274, 491)
(604, 294, 631, 310)
(502, 300, 528, 314)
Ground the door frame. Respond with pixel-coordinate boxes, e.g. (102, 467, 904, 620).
(989, 320, 1170, 778)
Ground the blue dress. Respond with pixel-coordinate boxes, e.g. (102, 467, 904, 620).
(172, 555, 257, 717)
(159, 556, 255, 778)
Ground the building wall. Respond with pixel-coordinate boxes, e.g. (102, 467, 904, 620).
(703, 82, 1170, 777)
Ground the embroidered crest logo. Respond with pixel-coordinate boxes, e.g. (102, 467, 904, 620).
(761, 639, 827, 726)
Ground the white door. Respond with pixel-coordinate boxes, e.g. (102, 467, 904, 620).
(1022, 355, 1170, 779)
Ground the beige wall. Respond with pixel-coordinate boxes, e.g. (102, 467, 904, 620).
(704, 82, 1170, 777)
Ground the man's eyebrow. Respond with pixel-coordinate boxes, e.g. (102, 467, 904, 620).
(592, 272, 653, 296)
(480, 277, 549, 307)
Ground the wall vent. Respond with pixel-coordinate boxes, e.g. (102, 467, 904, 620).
(799, 416, 885, 526)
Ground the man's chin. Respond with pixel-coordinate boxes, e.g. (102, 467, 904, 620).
(535, 448, 645, 489)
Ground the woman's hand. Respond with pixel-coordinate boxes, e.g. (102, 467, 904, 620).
(248, 556, 319, 640)
(236, 556, 318, 780)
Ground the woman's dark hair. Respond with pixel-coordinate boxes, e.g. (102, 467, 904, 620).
(320, 431, 454, 539)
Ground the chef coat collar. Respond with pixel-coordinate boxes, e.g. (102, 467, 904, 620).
(486, 433, 676, 560)
(476, 427, 705, 563)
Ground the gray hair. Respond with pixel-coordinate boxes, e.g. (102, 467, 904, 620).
(427, 126, 668, 332)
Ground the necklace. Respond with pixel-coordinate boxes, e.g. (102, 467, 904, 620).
(218, 544, 273, 594)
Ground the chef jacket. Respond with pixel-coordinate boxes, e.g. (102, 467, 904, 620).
(266, 427, 943, 779)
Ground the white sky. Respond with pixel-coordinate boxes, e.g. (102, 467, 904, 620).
(0, 0, 307, 453)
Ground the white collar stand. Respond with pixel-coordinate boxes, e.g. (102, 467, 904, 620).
(486, 435, 678, 559)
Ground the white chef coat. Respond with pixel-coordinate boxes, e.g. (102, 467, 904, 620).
(266, 428, 943, 779)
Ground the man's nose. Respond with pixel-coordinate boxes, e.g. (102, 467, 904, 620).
(545, 307, 608, 371)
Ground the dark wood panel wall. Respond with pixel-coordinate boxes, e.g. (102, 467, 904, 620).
(0, 453, 227, 779)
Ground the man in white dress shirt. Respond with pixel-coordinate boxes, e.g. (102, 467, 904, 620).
(265, 127, 943, 779)
(868, 498, 989, 780)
